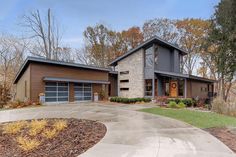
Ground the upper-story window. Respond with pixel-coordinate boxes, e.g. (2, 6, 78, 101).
(145, 47, 153, 68)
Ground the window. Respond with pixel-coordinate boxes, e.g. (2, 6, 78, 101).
(145, 47, 153, 68)
(120, 79, 129, 83)
(165, 82, 170, 96)
(145, 79, 152, 96)
(45, 82, 69, 102)
(178, 79, 184, 96)
(120, 71, 129, 75)
(120, 88, 129, 91)
(74, 83, 92, 101)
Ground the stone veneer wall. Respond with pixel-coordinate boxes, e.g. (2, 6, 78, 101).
(116, 48, 144, 98)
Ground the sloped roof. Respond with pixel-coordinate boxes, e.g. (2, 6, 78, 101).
(109, 36, 188, 66)
(13, 57, 111, 84)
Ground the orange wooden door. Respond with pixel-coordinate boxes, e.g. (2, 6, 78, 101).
(170, 81, 178, 97)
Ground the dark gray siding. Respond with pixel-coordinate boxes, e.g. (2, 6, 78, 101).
(156, 46, 172, 72)
(173, 50, 180, 73)
(155, 46, 181, 73)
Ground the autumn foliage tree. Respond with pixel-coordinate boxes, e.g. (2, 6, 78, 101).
(206, 0, 236, 101)
(82, 24, 143, 67)
(175, 18, 211, 75)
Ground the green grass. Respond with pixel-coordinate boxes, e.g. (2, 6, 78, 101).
(141, 107, 236, 129)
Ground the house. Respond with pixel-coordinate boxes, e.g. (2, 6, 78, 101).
(14, 36, 214, 103)
(109, 36, 215, 100)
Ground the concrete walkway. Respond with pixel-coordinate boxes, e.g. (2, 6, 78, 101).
(0, 103, 235, 157)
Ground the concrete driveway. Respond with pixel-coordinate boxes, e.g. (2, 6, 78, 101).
(0, 102, 235, 157)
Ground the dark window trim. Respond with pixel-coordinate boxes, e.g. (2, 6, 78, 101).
(120, 88, 129, 91)
(145, 79, 152, 96)
(120, 71, 129, 75)
(120, 79, 129, 83)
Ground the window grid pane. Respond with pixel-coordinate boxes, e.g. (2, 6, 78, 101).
(45, 82, 69, 102)
(74, 83, 92, 101)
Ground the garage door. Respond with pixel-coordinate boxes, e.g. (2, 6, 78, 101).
(74, 83, 92, 101)
(45, 82, 69, 102)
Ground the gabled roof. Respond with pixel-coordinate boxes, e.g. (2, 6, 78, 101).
(109, 36, 188, 66)
(13, 56, 111, 84)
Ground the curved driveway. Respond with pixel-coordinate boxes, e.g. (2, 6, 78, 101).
(0, 103, 235, 157)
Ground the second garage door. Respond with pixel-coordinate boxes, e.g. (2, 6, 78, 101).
(74, 83, 92, 101)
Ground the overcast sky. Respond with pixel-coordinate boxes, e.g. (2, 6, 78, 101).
(0, 0, 219, 48)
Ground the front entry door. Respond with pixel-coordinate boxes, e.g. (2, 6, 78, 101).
(170, 80, 178, 97)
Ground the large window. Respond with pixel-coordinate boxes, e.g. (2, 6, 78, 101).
(145, 47, 153, 68)
(145, 79, 152, 96)
(74, 83, 92, 101)
(45, 82, 69, 102)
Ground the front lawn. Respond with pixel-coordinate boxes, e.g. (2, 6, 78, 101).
(141, 107, 236, 129)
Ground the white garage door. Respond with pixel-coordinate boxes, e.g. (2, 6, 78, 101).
(74, 83, 92, 101)
(45, 82, 69, 102)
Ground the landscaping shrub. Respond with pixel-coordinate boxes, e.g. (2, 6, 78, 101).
(212, 97, 228, 114)
(53, 120, 68, 131)
(167, 101, 178, 108)
(17, 136, 40, 151)
(166, 98, 194, 107)
(110, 97, 151, 104)
(3, 121, 27, 134)
(5, 100, 42, 109)
(177, 102, 186, 108)
(156, 96, 168, 106)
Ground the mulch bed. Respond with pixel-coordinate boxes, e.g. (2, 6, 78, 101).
(0, 118, 106, 157)
(205, 127, 236, 153)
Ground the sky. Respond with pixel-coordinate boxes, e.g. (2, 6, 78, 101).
(0, 0, 220, 48)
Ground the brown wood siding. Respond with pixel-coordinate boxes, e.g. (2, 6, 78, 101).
(187, 79, 213, 99)
(187, 80, 192, 98)
(108, 74, 118, 97)
(69, 83, 74, 102)
(16, 64, 31, 101)
(30, 62, 109, 102)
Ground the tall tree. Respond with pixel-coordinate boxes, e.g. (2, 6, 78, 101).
(83, 24, 111, 67)
(0, 35, 26, 103)
(83, 24, 143, 67)
(121, 27, 143, 50)
(206, 0, 236, 101)
(175, 18, 211, 75)
(22, 9, 66, 60)
(142, 18, 180, 43)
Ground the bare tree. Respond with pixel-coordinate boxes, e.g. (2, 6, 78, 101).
(74, 47, 91, 65)
(142, 18, 180, 44)
(22, 8, 63, 60)
(0, 35, 26, 104)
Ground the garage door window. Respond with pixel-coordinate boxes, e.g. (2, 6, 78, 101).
(45, 82, 69, 102)
(74, 83, 92, 101)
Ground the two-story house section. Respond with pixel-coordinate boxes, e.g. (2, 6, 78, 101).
(110, 36, 214, 99)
